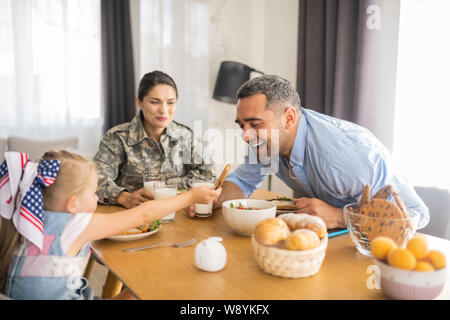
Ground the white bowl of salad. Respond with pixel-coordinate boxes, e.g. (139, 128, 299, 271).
(222, 199, 276, 236)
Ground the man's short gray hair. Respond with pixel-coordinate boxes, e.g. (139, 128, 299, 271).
(237, 75, 301, 112)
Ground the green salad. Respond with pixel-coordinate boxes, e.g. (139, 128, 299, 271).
(149, 220, 161, 231)
(267, 197, 292, 202)
(229, 202, 261, 210)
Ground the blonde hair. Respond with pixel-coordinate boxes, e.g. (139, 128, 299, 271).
(40, 150, 95, 210)
(0, 149, 95, 292)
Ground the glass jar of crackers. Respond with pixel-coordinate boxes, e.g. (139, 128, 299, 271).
(344, 184, 419, 256)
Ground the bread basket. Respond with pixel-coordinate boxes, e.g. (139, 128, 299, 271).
(251, 234, 328, 278)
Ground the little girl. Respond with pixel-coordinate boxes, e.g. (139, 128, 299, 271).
(0, 150, 221, 300)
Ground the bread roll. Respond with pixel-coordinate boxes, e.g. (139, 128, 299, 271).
(285, 229, 320, 250)
(254, 221, 290, 246)
(257, 217, 290, 232)
(372, 185, 393, 200)
(278, 213, 327, 239)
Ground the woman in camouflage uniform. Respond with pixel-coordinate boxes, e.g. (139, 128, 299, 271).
(94, 71, 216, 209)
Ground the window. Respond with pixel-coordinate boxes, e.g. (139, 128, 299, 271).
(138, 0, 210, 130)
(0, 0, 102, 156)
(393, 0, 450, 190)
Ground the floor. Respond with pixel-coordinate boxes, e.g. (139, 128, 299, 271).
(87, 260, 109, 297)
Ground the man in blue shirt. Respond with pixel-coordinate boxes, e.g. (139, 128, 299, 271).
(212, 75, 428, 230)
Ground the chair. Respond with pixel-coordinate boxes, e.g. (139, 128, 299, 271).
(7, 136, 79, 161)
(414, 186, 450, 240)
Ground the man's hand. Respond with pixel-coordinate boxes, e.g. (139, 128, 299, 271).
(293, 197, 345, 229)
(116, 188, 154, 209)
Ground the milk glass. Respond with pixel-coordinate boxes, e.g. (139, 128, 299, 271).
(154, 183, 178, 223)
(192, 179, 215, 218)
(143, 174, 163, 197)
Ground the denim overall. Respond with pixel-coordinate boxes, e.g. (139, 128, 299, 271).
(5, 211, 93, 300)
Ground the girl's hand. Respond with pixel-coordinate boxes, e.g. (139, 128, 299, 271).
(184, 205, 195, 218)
(191, 186, 222, 204)
(116, 188, 154, 209)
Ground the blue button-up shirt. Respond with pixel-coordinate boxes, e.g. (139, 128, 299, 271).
(226, 108, 429, 229)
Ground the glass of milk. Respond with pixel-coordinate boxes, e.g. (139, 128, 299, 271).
(154, 183, 178, 223)
(143, 174, 163, 198)
(192, 179, 216, 218)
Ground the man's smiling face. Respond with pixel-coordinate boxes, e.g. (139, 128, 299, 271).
(235, 93, 285, 163)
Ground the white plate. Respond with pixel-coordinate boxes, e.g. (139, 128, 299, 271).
(107, 226, 162, 242)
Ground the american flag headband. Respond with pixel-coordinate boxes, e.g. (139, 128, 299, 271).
(0, 152, 60, 251)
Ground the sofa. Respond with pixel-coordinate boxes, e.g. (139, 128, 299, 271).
(0, 137, 5, 163)
(1, 136, 79, 163)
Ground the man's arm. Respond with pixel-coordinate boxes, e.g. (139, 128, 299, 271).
(214, 181, 245, 209)
(396, 185, 429, 229)
(293, 197, 345, 229)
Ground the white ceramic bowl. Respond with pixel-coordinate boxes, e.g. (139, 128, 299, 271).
(222, 199, 276, 236)
(374, 259, 447, 300)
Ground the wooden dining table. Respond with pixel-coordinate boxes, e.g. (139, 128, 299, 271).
(90, 189, 450, 300)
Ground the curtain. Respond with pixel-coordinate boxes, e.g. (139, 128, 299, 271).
(101, 0, 136, 132)
(137, 0, 210, 131)
(297, 0, 400, 148)
(0, 0, 102, 157)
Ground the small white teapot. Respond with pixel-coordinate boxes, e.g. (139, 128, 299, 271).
(194, 237, 227, 272)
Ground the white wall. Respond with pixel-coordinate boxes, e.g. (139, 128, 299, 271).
(209, 0, 299, 197)
(131, 0, 396, 197)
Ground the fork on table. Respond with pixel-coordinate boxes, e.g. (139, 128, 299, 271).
(123, 238, 197, 252)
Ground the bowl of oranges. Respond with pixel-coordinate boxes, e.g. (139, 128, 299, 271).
(371, 235, 447, 300)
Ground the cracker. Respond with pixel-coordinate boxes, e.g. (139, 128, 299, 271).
(360, 184, 370, 207)
(360, 199, 403, 218)
(359, 198, 410, 244)
(392, 191, 412, 236)
(392, 191, 408, 217)
(214, 164, 230, 189)
(372, 185, 393, 200)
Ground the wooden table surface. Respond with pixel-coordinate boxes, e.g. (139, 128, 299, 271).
(91, 189, 450, 300)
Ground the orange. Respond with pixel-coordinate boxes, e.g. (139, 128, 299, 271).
(425, 250, 446, 270)
(371, 236, 397, 261)
(414, 261, 434, 272)
(387, 248, 416, 270)
(406, 236, 428, 260)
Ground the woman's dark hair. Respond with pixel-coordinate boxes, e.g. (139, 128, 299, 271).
(137, 71, 178, 101)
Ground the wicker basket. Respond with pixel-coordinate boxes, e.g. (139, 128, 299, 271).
(251, 234, 328, 278)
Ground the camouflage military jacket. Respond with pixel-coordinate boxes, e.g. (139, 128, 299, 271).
(94, 112, 216, 205)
